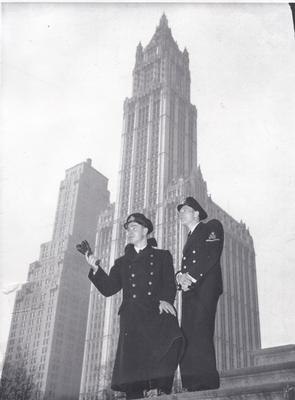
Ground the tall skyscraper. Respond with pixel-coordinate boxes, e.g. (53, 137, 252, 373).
(2, 159, 110, 400)
(80, 15, 261, 400)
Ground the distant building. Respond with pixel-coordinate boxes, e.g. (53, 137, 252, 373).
(80, 15, 260, 400)
(2, 159, 110, 400)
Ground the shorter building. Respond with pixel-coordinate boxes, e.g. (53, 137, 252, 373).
(2, 159, 110, 400)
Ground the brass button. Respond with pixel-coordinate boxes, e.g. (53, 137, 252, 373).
(150, 254, 154, 258)
(192, 250, 196, 254)
(131, 273, 135, 277)
(200, 273, 203, 277)
(183, 256, 186, 260)
(193, 260, 196, 263)
(148, 281, 152, 285)
(183, 266, 187, 270)
(147, 292, 151, 296)
(150, 262, 154, 266)
(132, 283, 136, 287)
(133, 294, 137, 298)
(150, 271, 154, 275)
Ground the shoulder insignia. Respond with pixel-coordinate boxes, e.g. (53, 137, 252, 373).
(206, 231, 220, 242)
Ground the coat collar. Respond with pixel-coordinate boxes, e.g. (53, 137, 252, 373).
(188, 221, 201, 235)
(183, 221, 204, 254)
(124, 243, 154, 262)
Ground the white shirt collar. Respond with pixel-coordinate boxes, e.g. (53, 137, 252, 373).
(134, 244, 147, 253)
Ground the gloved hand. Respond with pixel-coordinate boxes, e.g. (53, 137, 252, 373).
(76, 240, 100, 273)
(176, 272, 197, 292)
(76, 240, 93, 256)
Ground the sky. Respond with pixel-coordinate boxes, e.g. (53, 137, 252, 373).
(1, 2, 295, 366)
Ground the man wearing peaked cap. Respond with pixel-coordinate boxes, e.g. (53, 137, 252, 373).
(79, 212, 184, 399)
(124, 213, 153, 234)
(177, 196, 208, 221)
(176, 196, 224, 391)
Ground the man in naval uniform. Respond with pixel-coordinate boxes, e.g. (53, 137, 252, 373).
(176, 197, 224, 391)
(81, 213, 184, 399)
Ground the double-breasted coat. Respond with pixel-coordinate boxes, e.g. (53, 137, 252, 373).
(178, 219, 224, 390)
(88, 243, 184, 394)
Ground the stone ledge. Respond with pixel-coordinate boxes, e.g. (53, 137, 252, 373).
(252, 344, 295, 366)
(220, 361, 295, 377)
(160, 381, 295, 400)
(253, 344, 295, 355)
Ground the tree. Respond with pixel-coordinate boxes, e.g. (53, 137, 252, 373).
(0, 359, 38, 400)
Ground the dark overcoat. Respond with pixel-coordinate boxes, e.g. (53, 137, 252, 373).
(178, 219, 224, 390)
(89, 243, 184, 393)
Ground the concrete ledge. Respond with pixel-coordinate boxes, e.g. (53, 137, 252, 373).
(217, 361, 295, 391)
(161, 362, 295, 400)
(220, 361, 295, 377)
(252, 345, 295, 366)
(158, 381, 295, 400)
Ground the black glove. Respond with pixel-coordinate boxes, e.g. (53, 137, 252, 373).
(76, 240, 93, 256)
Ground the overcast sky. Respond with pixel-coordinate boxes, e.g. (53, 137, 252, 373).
(1, 2, 295, 366)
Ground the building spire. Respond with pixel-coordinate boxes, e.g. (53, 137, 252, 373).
(136, 41, 143, 54)
(150, 12, 172, 44)
(159, 13, 168, 27)
(135, 41, 143, 64)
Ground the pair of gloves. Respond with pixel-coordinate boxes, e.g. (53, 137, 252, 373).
(76, 240, 100, 271)
(176, 271, 197, 292)
(76, 240, 93, 256)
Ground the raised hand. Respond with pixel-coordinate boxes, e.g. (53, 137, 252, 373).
(85, 252, 100, 273)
